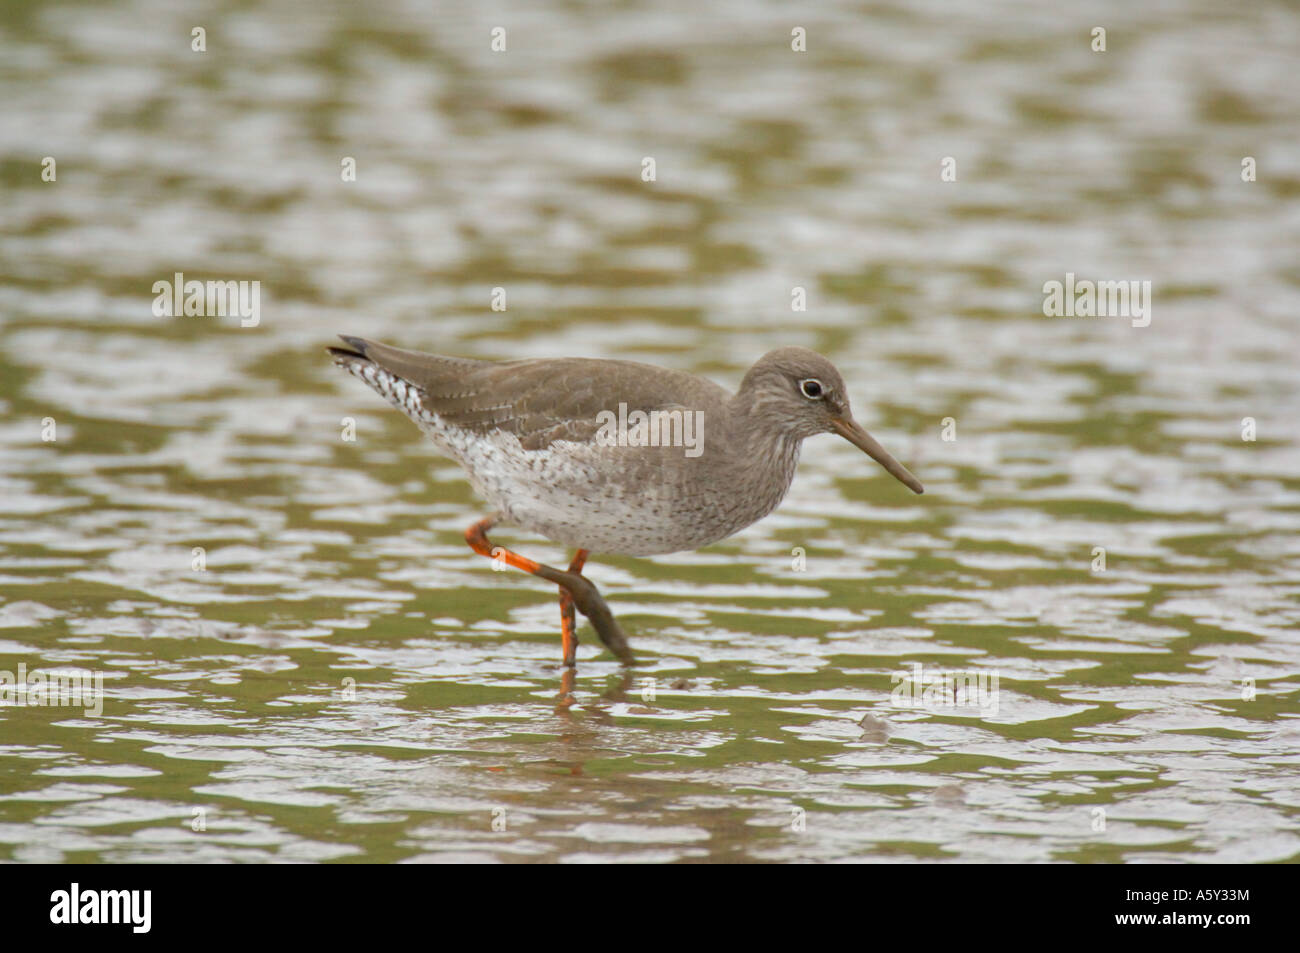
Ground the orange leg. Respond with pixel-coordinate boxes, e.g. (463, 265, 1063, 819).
(558, 549, 589, 666)
(465, 515, 541, 573)
(464, 517, 633, 665)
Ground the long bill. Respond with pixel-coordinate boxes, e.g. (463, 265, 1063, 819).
(830, 418, 925, 494)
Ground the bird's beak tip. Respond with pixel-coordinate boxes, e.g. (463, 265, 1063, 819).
(831, 417, 924, 496)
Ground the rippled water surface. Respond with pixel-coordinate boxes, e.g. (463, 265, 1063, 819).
(2, 0, 1299, 862)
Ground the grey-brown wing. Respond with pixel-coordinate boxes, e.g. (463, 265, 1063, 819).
(433, 358, 731, 451)
(336, 337, 731, 451)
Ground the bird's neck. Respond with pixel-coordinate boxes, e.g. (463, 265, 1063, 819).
(719, 395, 804, 514)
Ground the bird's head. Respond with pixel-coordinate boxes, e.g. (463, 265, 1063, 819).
(738, 347, 923, 494)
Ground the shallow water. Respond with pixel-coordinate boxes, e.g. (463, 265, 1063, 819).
(1, 0, 1299, 862)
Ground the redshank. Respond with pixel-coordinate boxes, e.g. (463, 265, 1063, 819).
(329, 336, 923, 666)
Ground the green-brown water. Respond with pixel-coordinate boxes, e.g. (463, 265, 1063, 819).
(1, 0, 1298, 862)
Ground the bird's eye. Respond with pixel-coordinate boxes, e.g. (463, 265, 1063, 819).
(799, 378, 824, 400)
